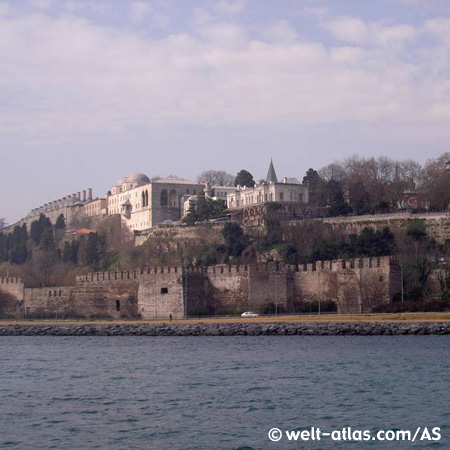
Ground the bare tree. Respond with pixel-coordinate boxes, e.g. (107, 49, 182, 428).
(318, 155, 427, 213)
(324, 271, 361, 314)
(359, 270, 386, 312)
(197, 170, 235, 186)
(422, 152, 450, 211)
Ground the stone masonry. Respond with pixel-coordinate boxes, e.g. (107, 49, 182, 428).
(0, 257, 401, 319)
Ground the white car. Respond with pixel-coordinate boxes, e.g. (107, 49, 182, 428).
(241, 311, 259, 318)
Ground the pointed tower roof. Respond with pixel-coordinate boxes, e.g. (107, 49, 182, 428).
(266, 159, 278, 184)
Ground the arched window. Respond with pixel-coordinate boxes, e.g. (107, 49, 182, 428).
(169, 190, 177, 207)
(160, 189, 168, 206)
(141, 191, 145, 208)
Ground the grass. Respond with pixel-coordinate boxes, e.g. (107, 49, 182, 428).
(1, 312, 450, 326)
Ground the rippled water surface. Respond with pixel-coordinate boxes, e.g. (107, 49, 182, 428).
(0, 336, 449, 449)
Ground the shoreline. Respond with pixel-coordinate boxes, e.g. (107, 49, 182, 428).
(1, 312, 450, 326)
(1, 321, 450, 336)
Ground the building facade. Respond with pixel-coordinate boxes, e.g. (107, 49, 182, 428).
(227, 160, 309, 209)
(107, 174, 205, 232)
(226, 160, 313, 227)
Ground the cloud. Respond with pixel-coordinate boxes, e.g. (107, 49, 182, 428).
(215, 0, 247, 16)
(262, 20, 298, 43)
(424, 18, 450, 45)
(129, 1, 152, 23)
(0, 1, 12, 16)
(29, 0, 54, 10)
(0, 11, 448, 142)
(324, 16, 418, 46)
(301, 6, 328, 19)
(382, 0, 450, 13)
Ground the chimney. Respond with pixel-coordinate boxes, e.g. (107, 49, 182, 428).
(283, 177, 288, 184)
(87, 188, 93, 201)
(82, 190, 87, 202)
(77, 191, 81, 200)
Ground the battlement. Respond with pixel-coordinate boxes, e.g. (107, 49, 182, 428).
(0, 277, 23, 285)
(298, 256, 395, 273)
(75, 266, 183, 284)
(75, 256, 395, 285)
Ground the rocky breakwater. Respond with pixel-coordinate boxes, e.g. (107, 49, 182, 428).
(0, 322, 450, 336)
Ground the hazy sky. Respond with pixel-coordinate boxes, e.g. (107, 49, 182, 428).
(1, 0, 450, 224)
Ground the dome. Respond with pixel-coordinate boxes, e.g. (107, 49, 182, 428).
(115, 176, 128, 186)
(126, 172, 150, 186)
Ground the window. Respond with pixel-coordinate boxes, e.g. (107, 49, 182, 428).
(161, 287, 168, 294)
(49, 291, 52, 297)
(169, 190, 177, 207)
(160, 189, 168, 206)
(115, 300, 121, 312)
(280, 192, 284, 201)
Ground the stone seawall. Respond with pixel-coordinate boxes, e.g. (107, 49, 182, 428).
(0, 322, 449, 336)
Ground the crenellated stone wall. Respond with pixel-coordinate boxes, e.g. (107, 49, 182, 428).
(0, 277, 24, 300)
(0, 257, 401, 319)
(138, 267, 184, 319)
(293, 257, 398, 313)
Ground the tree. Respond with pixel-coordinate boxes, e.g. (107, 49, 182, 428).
(55, 214, 66, 230)
(396, 222, 437, 301)
(318, 155, 426, 215)
(8, 224, 29, 265)
(62, 241, 79, 264)
(222, 223, 247, 258)
(85, 233, 101, 268)
(302, 168, 326, 206)
(0, 290, 18, 318)
(346, 227, 395, 257)
(183, 192, 227, 224)
(328, 189, 352, 217)
(422, 152, 450, 211)
(234, 170, 255, 187)
(30, 214, 54, 247)
(0, 218, 6, 229)
(197, 170, 234, 186)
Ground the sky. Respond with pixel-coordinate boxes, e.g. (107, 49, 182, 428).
(1, 0, 450, 224)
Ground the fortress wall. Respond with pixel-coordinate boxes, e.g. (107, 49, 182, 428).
(138, 268, 184, 319)
(248, 263, 294, 313)
(76, 269, 141, 286)
(69, 284, 139, 319)
(293, 257, 398, 313)
(23, 283, 139, 319)
(200, 265, 249, 314)
(323, 213, 450, 244)
(0, 277, 24, 300)
(24, 287, 73, 318)
(0, 277, 25, 318)
(19, 257, 400, 319)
